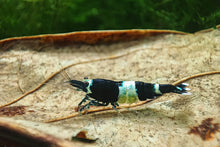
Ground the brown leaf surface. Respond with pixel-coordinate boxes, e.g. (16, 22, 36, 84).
(0, 29, 219, 147)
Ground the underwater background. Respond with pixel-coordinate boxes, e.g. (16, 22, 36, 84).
(0, 0, 220, 39)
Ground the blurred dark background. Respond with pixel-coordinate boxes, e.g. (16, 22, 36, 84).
(0, 0, 219, 40)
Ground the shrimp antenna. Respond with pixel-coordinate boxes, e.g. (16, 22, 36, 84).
(59, 63, 72, 81)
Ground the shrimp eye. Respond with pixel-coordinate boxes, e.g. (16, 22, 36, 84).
(84, 77, 88, 79)
(84, 81, 89, 86)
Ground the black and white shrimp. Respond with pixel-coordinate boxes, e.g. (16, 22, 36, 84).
(67, 78, 191, 112)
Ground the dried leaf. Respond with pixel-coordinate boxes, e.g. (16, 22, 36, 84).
(0, 29, 219, 146)
(72, 131, 98, 143)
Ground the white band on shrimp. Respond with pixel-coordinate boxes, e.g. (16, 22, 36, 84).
(154, 84, 162, 94)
